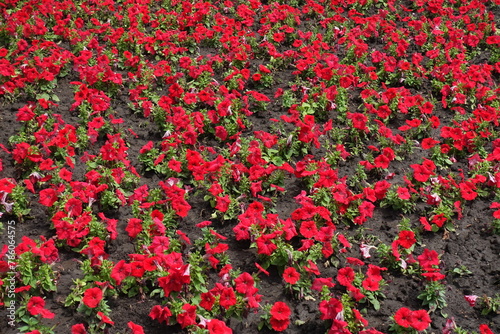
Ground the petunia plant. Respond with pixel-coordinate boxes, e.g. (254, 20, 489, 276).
(2, 0, 500, 333)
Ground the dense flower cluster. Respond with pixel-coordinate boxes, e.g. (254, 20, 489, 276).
(0, 0, 499, 333)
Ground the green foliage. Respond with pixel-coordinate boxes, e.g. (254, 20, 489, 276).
(10, 185, 31, 221)
(417, 280, 447, 315)
(477, 294, 500, 316)
(492, 219, 500, 235)
(380, 187, 416, 214)
(18, 252, 56, 294)
(17, 301, 57, 334)
(449, 265, 472, 277)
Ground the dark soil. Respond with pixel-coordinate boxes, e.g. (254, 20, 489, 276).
(1, 1, 500, 334)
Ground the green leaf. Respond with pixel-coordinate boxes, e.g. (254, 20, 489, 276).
(87, 161, 98, 169)
(127, 286, 139, 297)
(257, 321, 265, 331)
(271, 156, 284, 166)
(37, 93, 51, 100)
(370, 296, 380, 311)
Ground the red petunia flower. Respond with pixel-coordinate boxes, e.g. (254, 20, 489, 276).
(270, 301, 291, 321)
(0, 178, 16, 194)
(394, 307, 412, 328)
(312, 277, 335, 291)
(111, 260, 131, 285)
(207, 319, 232, 334)
(366, 264, 387, 281)
(421, 270, 445, 281)
(337, 267, 355, 287)
(348, 285, 366, 301)
(39, 188, 58, 207)
(27, 296, 55, 319)
(347, 257, 364, 266)
(417, 248, 440, 269)
(410, 309, 431, 331)
(373, 180, 391, 200)
(353, 308, 368, 327)
(16, 104, 36, 121)
(362, 277, 380, 291)
(215, 195, 231, 212)
(479, 324, 494, 334)
(319, 298, 343, 320)
(419, 216, 432, 231)
(158, 265, 191, 297)
(127, 322, 145, 334)
(82, 287, 102, 308)
(176, 304, 197, 329)
(219, 287, 237, 310)
(151, 210, 164, 225)
(149, 305, 172, 325)
(421, 137, 439, 149)
(358, 201, 375, 219)
(255, 234, 277, 256)
(299, 220, 317, 238)
(125, 218, 143, 238)
(215, 126, 228, 141)
(255, 262, 269, 276)
(168, 159, 182, 173)
(200, 292, 215, 311)
(270, 317, 290, 332)
(71, 324, 87, 334)
(431, 213, 447, 228)
(303, 260, 321, 275)
(373, 154, 390, 169)
(148, 236, 170, 254)
(347, 112, 369, 132)
(97, 311, 114, 325)
(283, 267, 300, 285)
(410, 164, 433, 182)
(397, 230, 416, 249)
(234, 272, 256, 295)
(330, 319, 351, 333)
(459, 181, 478, 201)
(397, 187, 411, 200)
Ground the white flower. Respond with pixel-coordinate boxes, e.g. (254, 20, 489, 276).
(430, 193, 441, 204)
(360, 243, 376, 258)
(1, 192, 13, 213)
(464, 295, 478, 307)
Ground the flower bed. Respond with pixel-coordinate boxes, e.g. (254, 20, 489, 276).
(0, 0, 500, 333)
